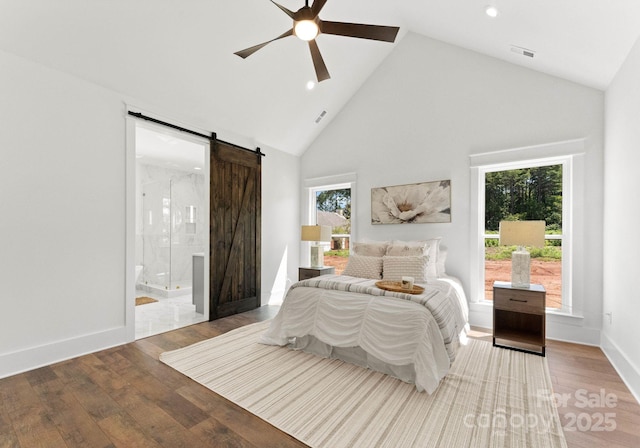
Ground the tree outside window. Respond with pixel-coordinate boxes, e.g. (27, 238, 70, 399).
(315, 188, 351, 274)
(484, 165, 563, 308)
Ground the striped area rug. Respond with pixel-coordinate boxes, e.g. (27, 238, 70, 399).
(160, 321, 567, 448)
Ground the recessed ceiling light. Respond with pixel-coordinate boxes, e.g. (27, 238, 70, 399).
(306, 80, 316, 90)
(485, 5, 499, 18)
(194, 167, 202, 170)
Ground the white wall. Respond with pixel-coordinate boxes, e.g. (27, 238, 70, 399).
(603, 35, 640, 401)
(301, 32, 604, 344)
(0, 49, 127, 375)
(261, 146, 301, 305)
(0, 49, 300, 378)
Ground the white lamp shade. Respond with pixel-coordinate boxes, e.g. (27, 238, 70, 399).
(499, 220, 545, 289)
(301, 225, 332, 242)
(499, 221, 546, 247)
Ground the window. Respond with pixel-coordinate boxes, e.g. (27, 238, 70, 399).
(304, 173, 356, 274)
(310, 185, 351, 274)
(469, 140, 583, 315)
(483, 164, 563, 309)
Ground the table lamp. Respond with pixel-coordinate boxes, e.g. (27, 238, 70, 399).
(499, 220, 546, 288)
(301, 225, 332, 268)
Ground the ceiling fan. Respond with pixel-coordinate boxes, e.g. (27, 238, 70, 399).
(234, 0, 400, 82)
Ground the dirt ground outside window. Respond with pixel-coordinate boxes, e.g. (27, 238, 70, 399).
(324, 256, 562, 309)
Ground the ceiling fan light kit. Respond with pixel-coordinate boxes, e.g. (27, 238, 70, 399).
(293, 5, 319, 41)
(234, 0, 400, 82)
(295, 20, 319, 41)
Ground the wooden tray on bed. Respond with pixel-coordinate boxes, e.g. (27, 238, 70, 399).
(375, 281, 425, 295)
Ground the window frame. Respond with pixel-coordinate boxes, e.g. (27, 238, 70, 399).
(469, 139, 585, 317)
(480, 159, 571, 311)
(302, 173, 357, 267)
(308, 183, 353, 226)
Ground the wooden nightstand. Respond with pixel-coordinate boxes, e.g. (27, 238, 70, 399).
(493, 281, 546, 356)
(299, 266, 335, 281)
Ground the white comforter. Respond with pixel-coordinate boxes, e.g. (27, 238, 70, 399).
(260, 275, 469, 393)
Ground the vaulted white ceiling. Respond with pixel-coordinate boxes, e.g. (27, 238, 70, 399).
(1, 0, 639, 155)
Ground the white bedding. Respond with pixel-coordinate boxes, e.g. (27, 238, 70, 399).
(260, 275, 469, 393)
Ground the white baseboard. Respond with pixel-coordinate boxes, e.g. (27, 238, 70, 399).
(468, 306, 493, 330)
(0, 327, 130, 380)
(266, 289, 285, 306)
(468, 302, 601, 346)
(545, 324, 601, 346)
(601, 332, 640, 405)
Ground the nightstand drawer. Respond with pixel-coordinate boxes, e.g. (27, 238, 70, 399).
(494, 289, 544, 314)
(299, 266, 335, 281)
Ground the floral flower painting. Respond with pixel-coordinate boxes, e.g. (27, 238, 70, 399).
(371, 180, 451, 224)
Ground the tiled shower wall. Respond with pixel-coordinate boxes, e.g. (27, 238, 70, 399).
(136, 163, 206, 289)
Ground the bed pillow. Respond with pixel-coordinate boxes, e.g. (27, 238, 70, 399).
(382, 255, 428, 282)
(426, 238, 442, 278)
(352, 241, 388, 258)
(385, 241, 428, 257)
(343, 255, 383, 279)
(436, 247, 447, 277)
(387, 239, 440, 278)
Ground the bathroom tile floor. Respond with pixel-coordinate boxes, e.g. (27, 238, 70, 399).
(135, 289, 207, 339)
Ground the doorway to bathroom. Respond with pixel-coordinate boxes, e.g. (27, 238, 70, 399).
(134, 121, 210, 339)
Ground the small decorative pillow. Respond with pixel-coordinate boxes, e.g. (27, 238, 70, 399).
(382, 255, 429, 282)
(352, 241, 388, 258)
(343, 255, 383, 279)
(388, 239, 440, 278)
(385, 241, 428, 257)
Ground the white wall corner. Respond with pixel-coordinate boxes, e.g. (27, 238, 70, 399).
(0, 327, 129, 380)
(267, 285, 289, 307)
(601, 332, 640, 405)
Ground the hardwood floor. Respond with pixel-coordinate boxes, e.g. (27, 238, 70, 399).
(469, 327, 640, 448)
(1, 307, 638, 447)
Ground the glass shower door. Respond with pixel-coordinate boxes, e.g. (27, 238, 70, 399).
(142, 179, 171, 289)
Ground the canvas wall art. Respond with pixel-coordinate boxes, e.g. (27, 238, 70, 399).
(371, 180, 451, 224)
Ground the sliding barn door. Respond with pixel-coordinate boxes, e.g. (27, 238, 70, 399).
(209, 141, 261, 320)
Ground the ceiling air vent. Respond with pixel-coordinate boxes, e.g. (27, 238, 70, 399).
(315, 110, 327, 124)
(510, 45, 536, 58)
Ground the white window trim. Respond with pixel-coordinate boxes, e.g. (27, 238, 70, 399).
(469, 139, 585, 318)
(302, 173, 357, 266)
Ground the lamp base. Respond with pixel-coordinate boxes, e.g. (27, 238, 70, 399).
(511, 250, 531, 289)
(310, 245, 324, 268)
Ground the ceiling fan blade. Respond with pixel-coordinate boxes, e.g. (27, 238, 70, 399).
(311, 0, 328, 17)
(234, 29, 294, 59)
(320, 20, 399, 42)
(308, 40, 330, 82)
(270, 0, 296, 19)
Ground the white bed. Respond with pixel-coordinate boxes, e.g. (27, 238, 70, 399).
(260, 239, 470, 394)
